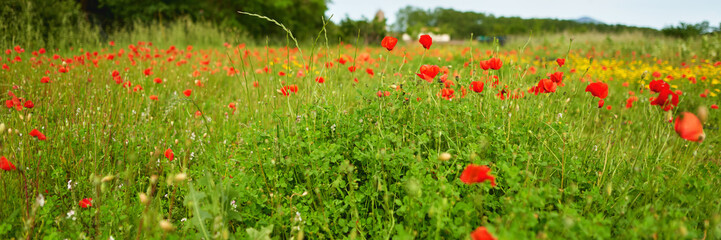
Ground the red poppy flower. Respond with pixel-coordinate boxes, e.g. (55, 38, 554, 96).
(41, 76, 50, 83)
(29, 129, 46, 140)
(598, 99, 605, 108)
(556, 58, 566, 67)
(419, 35, 432, 49)
(711, 104, 718, 109)
(540, 78, 556, 93)
(459, 164, 496, 186)
(165, 148, 174, 161)
(625, 96, 638, 109)
(442, 79, 455, 88)
(381, 36, 398, 51)
(650, 89, 679, 111)
(471, 226, 496, 240)
(154, 78, 162, 84)
(675, 112, 704, 142)
(143, 68, 152, 76)
(348, 66, 356, 72)
(79, 198, 93, 208)
(649, 80, 670, 93)
(280, 85, 299, 96)
(229, 102, 237, 114)
(24, 100, 34, 109)
(470, 81, 484, 93)
(652, 71, 661, 79)
(487, 58, 502, 70)
(585, 82, 608, 99)
(366, 68, 374, 76)
(416, 65, 440, 82)
(440, 88, 455, 100)
(376, 90, 391, 98)
(30, 129, 40, 137)
(549, 72, 564, 84)
(315, 77, 325, 83)
(479, 60, 490, 70)
(0, 156, 16, 171)
(183, 89, 192, 97)
(149, 95, 158, 101)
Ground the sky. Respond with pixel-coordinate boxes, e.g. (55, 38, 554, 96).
(327, 0, 721, 30)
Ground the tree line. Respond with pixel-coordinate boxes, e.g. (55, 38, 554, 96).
(0, 0, 717, 49)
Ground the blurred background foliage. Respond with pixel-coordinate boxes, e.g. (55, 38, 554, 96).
(0, 0, 719, 49)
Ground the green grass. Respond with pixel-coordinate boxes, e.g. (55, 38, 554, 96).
(0, 28, 720, 240)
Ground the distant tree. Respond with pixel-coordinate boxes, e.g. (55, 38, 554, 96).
(80, 0, 329, 40)
(662, 21, 711, 38)
(337, 16, 386, 44)
(393, 6, 658, 40)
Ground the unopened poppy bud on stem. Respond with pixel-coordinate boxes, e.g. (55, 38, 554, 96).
(438, 152, 452, 161)
(159, 219, 174, 231)
(150, 175, 158, 184)
(139, 193, 149, 205)
(174, 173, 187, 182)
(696, 106, 708, 123)
(101, 175, 114, 182)
(0, 123, 5, 133)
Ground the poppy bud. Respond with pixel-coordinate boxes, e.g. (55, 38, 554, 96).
(159, 219, 174, 232)
(150, 175, 158, 184)
(696, 106, 708, 123)
(139, 193, 149, 205)
(0, 123, 5, 133)
(101, 175, 114, 182)
(438, 152, 452, 161)
(174, 173, 187, 182)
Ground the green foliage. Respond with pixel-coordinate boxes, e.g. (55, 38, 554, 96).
(89, 0, 329, 40)
(1, 7, 721, 240)
(394, 6, 660, 38)
(336, 17, 387, 44)
(0, 0, 98, 49)
(0, 0, 330, 49)
(662, 21, 717, 38)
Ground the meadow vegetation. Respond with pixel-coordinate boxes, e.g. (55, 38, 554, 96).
(1, 11, 721, 240)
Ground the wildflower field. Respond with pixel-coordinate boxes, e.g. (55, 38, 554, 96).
(1, 31, 720, 239)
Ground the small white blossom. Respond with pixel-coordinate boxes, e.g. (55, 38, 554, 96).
(36, 194, 45, 207)
(66, 210, 76, 220)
